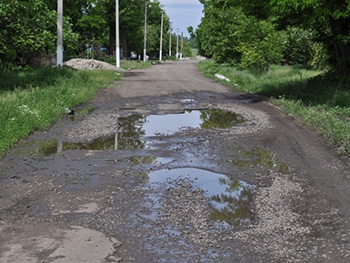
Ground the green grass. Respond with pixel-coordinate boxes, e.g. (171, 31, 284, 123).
(191, 49, 199, 57)
(103, 57, 153, 70)
(3, 60, 350, 160)
(198, 60, 350, 157)
(0, 67, 120, 157)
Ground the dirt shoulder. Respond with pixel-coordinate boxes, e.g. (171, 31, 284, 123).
(1, 59, 350, 262)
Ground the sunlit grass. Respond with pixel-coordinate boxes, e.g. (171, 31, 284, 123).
(198, 60, 350, 156)
(0, 67, 119, 157)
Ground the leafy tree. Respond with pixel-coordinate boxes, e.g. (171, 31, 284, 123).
(46, 0, 92, 27)
(187, 26, 195, 39)
(197, 0, 350, 74)
(100, 0, 145, 57)
(186, 26, 197, 49)
(196, 3, 243, 64)
(143, 1, 170, 58)
(0, 0, 56, 67)
(0, 0, 81, 68)
(74, 3, 109, 58)
(1, 0, 172, 68)
(282, 27, 313, 66)
(197, 1, 284, 68)
(94, 0, 169, 59)
(235, 18, 284, 71)
(271, 0, 350, 75)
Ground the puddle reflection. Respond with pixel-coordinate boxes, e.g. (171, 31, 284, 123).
(210, 176, 254, 227)
(227, 146, 290, 173)
(39, 109, 243, 154)
(140, 109, 243, 136)
(147, 168, 254, 227)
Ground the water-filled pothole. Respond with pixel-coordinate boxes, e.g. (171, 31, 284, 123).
(38, 109, 243, 154)
(147, 168, 254, 227)
(137, 109, 244, 136)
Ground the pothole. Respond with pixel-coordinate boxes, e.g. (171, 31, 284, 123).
(146, 168, 255, 228)
(38, 109, 244, 154)
(116, 109, 244, 138)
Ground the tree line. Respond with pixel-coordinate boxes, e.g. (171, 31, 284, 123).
(195, 0, 350, 75)
(0, 0, 191, 70)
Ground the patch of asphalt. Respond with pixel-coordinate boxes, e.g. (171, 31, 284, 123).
(0, 225, 121, 263)
(1, 161, 349, 262)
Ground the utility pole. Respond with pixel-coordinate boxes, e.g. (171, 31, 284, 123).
(159, 12, 163, 62)
(180, 32, 184, 59)
(169, 27, 172, 57)
(57, 0, 63, 67)
(116, 0, 120, 67)
(176, 28, 179, 59)
(143, 0, 148, 62)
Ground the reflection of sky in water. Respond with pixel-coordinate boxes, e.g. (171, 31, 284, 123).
(148, 168, 253, 226)
(41, 110, 243, 154)
(141, 111, 202, 136)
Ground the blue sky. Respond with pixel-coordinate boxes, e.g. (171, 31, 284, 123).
(160, 0, 203, 38)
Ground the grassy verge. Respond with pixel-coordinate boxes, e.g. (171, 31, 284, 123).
(103, 57, 153, 70)
(0, 67, 120, 157)
(198, 60, 350, 157)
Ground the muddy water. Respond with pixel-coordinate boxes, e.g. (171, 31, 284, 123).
(147, 168, 254, 227)
(39, 109, 244, 153)
(33, 108, 289, 231)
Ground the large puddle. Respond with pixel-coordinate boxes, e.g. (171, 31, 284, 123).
(38, 109, 244, 154)
(35, 109, 259, 228)
(147, 168, 254, 227)
(138, 109, 244, 136)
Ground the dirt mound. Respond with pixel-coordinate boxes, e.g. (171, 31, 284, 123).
(64, 58, 125, 71)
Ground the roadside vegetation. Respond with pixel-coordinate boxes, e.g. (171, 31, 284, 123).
(105, 58, 153, 70)
(195, 0, 350, 158)
(0, 67, 120, 157)
(2, 0, 350, 159)
(198, 60, 350, 157)
(0, 0, 193, 68)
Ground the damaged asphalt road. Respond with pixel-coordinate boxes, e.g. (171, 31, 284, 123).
(1, 59, 350, 262)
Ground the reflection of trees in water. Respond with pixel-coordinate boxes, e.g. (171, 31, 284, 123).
(126, 156, 157, 165)
(118, 115, 146, 150)
(133, 170, 154, 183)
(229, 146, 290, 173)
(210, 177, 254, 227)
(199, 109, 244, 129)
(63, 137, 115, 151)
